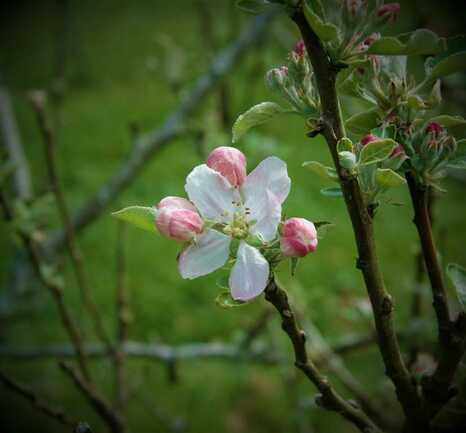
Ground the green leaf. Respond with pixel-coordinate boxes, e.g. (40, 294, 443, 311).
(303, 1, 339, 43)
(302, 161, 338, 181)
(446, 263, 466, 311)
(320, 187, 343, 198)
(368, 29, 446, 56)
(235, 0, 268, 14)
(375, 168, 406, 188)
(429, 51, 466, 81)
(314, 220, 335, 239)
(428, 115, 466, 128)
(359, 139, 396, 165)
(337, 137, 354, 153)
(215, 291, 249, 308)
(112, 206, 158, 233)
(345, 108, 379, 135)
(448, 139, 466, 169)
(232, 102, 287, 143)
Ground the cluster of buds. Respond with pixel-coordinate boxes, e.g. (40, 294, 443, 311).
(266, 40, 320, 118)
(361, 133, 404, 157)
(338, 2, 400, 61)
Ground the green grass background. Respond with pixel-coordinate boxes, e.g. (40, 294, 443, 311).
(0, 1, 465, 432)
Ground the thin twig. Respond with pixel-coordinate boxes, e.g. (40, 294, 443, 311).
(406, 172, 466, 410)
(60, 361, 126, 433)
(265, 278, 382, 433)
(0, 187, 91, 379)
(30, 92, 113, 355)
(44, 12, 275, 255)
(290, 4, 422, 428)
(114, 222, 129, 414)
(0, 369, 79, 430)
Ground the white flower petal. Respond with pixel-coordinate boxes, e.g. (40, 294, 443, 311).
(242, 156, 291, 205)
(178, 229, 231, 279)
(185, 164, 238, 223)
(229, 242, 269, 301)
(247, 190, 281, 242)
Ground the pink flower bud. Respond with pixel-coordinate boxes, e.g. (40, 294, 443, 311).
(360, 134, 379, 146)
(280, 218, 318, 258)
(390, 143, 404, 157)
(377, 3, 400, 23)
(157, 196, 197, 212)
(206, 146, 247, 187)
(156, 207, 203, 242)
(425, 122, 443, 136)
(293, 40, 306, 57)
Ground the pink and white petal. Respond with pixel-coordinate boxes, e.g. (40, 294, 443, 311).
(185, 164, 237, 223)
(242, 156, 291, 205)
(247, 190, 281, 242)
(229, 242, 269, 301)
(178, 229, 231, 279)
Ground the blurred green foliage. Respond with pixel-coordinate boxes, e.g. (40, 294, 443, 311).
(0, 1, 465, 432)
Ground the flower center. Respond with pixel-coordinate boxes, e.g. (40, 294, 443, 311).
(223, 206, 251, 239)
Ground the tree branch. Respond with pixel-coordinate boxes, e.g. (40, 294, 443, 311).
(264, 278, 382, 433)
(30, 92, 113, 355)
(44, 12, 275, 255)
(0, 187, 91, 380)
(59, 362, 125, 433)
(406, 172, 466, 409)
(290, 5, 422, 427)
(0, 369, 83, 431)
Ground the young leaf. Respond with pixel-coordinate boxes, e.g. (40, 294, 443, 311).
(320, 187, 343, 198)
(215, 291, 248, 308)
(303, 1, 339, 43)
(337, 137, 354, 153)
(428, 51, 466, 81)
(448, 139, 466, 169)
(302, 161, 338, 181)
(314, 221, 335, 239)
(359, 139, 396, 165)
(232, 102, 287, 143)
(375, 168, 406, 188)
(446, 263, 466, 311)
(345, 109, 379, 135)
(368, 29, 446, 56)
(428, 115, 466, 128)
(112, 206, 158, 233)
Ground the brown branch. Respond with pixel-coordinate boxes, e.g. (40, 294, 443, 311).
(0, 187, 91, 379)
(406, 172, 466, 409)
(264, 278, 382, 433)
(0, 369, 80, 430)
(59, 362, 125, 433)
(43, 12, 275, 255)
(290, 4, 422, 428)
(114, 222, 129, 414)
(30, 92, 113, 355)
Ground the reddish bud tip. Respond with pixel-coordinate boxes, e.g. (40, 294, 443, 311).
(361, 134, 379, 146)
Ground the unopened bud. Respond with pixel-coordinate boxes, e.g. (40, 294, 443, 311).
(156, 206, 203, 242)
(266, 66, 288, 92)
(377, 3, 400, 24)
(293, 40, 306, 57)
(206, 146, 247, 187)
(426, 122, 443, 137)
(361, 133, 379, 146)
(280, 218, 318, 258)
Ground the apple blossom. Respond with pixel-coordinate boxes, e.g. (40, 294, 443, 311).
(179, 154, 290, 301)
(206, 146, 247, 187)
(280, 218, 318, 258)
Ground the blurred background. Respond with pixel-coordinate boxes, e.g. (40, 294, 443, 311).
(0, 1, 465, 432)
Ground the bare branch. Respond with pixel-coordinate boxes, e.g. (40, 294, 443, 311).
(30, 91, 113, 354)
(265, 278, 382, 433)
(0, 369, 80, 430)
(60, 362, 125, 433)
(44, 12, 275, 255)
